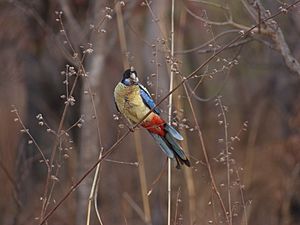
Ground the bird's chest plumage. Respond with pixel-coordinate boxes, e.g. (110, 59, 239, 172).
(114, 83, 152, 123)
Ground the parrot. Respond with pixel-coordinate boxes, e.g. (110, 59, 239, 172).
(114, 67, 190, 168)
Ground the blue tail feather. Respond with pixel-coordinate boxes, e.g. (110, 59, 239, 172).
(165, 133, 187, 160)
(149, 127, 190, 168)
(165, 124, 183, 140)
(149, 133, 175, 158)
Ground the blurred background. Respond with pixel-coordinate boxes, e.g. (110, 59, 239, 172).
(1, 0, 300, 224)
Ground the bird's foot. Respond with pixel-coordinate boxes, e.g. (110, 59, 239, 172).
(129, 126, 135, 132)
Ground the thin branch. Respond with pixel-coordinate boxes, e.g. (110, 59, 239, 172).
(188, 44, 242, 102)
(185, 6, 250, 30)
(144, 0, 168, 41)
(83, 57, 105, 225)
(256, 2, 262, 33)
(0, 159, 22, 208)
(241, 0, 300, 75)
(39, 130, 131, 225)
(175, 29, 242, 54)
(59, 0, 84, 51)
(189, 0, 230, 11)
(253, 36, 276, 49)
(235, 168, 248, 225)
(173, 187, 181, 225)
(86, 152, 104, 225)
(123, 193, 147, 222)
(126, 23, 154, 49)
(217, 97, 232, 225)
(40, 10, 98, 222)
(187, 68, 228, 102)
(197, 38, 252, 54)
(94, 176, 102, 224)
(168, 0, 175, 224)
(0, 160, 18, 192)
(104, 158, 138, 166)
(147, 158, 168, 196)
(182, 83, 229, 224)
(11, 107, 50, 171)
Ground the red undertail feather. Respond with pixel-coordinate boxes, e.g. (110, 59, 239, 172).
(142, 115, 166, 136)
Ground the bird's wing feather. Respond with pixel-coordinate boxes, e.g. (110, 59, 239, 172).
(149, 133, 174, 158)
(138, 83, 161, 115)
(165, 124, 183, 140)
(165, 133, 187, 160)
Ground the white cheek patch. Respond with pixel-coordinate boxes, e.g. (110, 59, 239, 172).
(130, 72, 136, 80)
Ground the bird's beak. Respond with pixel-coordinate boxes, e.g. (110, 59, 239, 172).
(132, 77, 139, 83)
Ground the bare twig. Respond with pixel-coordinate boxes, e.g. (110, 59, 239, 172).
(235, 168, 248, 225)
(86, 152, 104, 225)
(242, 0, 300, 75)
(40, 130, 131, 225)
(197, 38, 252, 54)
(185, 6, 250, 30)
(59, 0, 84, 51)
(104, 158, 138, 166)
(255, 3, 262, 33)
(190, 0, 230, 11)
(173, 187, 181, 225)
(11, 107, 49, 171)
(217, 97, 232, 225)
(182, 84, 229, 224)
(147, 158, 168, 196)
(0, 159, 22, 208)
(175, 29, 242, 54)
(123, 193, 147, 222)
(40, 33, 81, 225)
(167, 0, 176, 224)
(144, 0, 168, 41)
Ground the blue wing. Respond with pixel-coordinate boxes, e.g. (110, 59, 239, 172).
(138, 83, 161, 115)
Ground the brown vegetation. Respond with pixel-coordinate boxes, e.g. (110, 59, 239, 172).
(0, 0, 300, 225)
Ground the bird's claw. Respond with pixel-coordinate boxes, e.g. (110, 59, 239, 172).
(129, 127, 135, 132)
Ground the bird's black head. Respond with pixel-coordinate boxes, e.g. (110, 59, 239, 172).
(121, 67, 139, 86)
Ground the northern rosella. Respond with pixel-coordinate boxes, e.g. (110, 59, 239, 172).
(114, 67, 190, 168)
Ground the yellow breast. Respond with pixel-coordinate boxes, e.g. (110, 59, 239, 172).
(114, 83, 154, 124)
